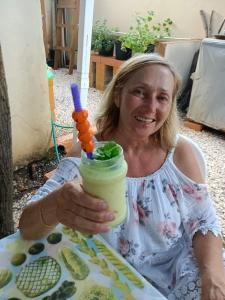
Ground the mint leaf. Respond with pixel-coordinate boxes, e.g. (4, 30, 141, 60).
(94, 142, 120, 160)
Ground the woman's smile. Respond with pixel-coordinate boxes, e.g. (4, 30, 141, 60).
(134, 115, 156, 124)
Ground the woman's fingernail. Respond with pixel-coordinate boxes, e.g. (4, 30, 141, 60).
(107, 213, 115, 221)
(102, 225, 110, 232)
(99, 201, 108, 209)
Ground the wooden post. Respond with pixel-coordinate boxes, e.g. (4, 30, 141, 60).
(113, 66, 119, 76)
(96, 62, 105, 90)
(89, 61, 94, 87)
(0, 45, 14, 238)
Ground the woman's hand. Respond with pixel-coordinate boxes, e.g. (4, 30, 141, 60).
(55, 181, 115, 234)
(201, 270, 225, 300)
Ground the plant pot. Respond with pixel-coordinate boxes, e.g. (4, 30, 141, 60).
(115, 40, 132, 60)
(145, 44, 155, 53)
(99, 43, 114, 56)
(47, 49, 55, 67)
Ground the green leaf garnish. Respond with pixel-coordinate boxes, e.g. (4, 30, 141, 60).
(94, 142, 120, 160)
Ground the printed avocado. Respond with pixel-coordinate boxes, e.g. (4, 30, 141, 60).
(11, 253, 26, 266)
(28, 242, 45, 255)
(78, 284, 117, 300)
(61, 247, 89, 280)
(0, 268, 12, 289)
(47, 232, 62, 244)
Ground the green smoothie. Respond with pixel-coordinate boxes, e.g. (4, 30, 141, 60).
(80, 142, 128, 226)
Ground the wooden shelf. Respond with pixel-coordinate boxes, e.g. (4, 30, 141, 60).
(89, 54, 124, 90)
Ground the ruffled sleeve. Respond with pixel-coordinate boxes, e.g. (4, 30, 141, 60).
(178, 181, 221, 241)
(27, 157, 81, 203)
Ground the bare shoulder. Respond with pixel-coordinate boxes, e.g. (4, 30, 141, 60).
(66, 142, 81, 157)
(173, 136, 206, 183)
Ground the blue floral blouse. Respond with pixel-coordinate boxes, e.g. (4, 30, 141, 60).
(28, 138, 222, 298)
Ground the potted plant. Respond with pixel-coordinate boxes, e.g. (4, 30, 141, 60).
(91, 20, 118, 56)
(120, 11, 173, 54)
(114, 37, 132, 60)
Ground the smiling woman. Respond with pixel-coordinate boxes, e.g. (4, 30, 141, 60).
(19, 54, 225, 299)
(96, 54, 181, 152)
(114, 65, 174, 143)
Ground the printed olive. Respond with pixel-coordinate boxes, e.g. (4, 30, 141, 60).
(11, 253, 26, 266)
(28, 242, 45, 255)
(47, 232, 62, 244)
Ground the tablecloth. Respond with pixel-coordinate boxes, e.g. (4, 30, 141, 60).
(0, 224, 166, 300)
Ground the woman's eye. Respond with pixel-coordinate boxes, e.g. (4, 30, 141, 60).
(158, 95, 168, 102)
(133, 89, 144, 97)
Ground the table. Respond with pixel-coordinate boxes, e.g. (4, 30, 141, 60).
(0, 224, 166, 299)
(187, 38, 225, 131)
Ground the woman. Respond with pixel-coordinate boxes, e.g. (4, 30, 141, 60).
(19, 54, 225, 299)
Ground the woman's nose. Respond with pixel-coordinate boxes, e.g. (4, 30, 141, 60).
(144, 95, 157, 111)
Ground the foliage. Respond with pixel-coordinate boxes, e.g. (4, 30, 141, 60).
(120, 11, 173, 53)
(94, 142, 120, 160)
(91, 20, 118, 52)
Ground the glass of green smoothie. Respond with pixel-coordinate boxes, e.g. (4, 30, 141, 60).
(80, 141, 128, 227)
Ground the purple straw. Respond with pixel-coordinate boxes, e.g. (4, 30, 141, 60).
(87, 153, 93, 159)
(71, 83, 93, 159)
(71, 83, 82, 112)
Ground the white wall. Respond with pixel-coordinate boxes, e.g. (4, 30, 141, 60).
(93, 0, 225, 38)
(0, 0, 51, 166)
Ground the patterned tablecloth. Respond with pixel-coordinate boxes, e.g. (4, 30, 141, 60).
(0, 224, 166, 300)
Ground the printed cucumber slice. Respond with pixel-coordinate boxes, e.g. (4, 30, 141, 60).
(16, 256, 61, 297)
(61, 247, 89, 280)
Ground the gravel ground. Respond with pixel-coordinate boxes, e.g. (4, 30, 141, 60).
(13, 68, 225, 238)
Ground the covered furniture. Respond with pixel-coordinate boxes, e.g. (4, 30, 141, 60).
(187, 38, 225, 131)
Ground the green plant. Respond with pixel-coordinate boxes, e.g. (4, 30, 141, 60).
(91, 20, 118, 53)
(120, 11, 173, 53)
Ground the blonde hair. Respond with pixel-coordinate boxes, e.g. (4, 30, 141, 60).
(95, 53, 181, 151)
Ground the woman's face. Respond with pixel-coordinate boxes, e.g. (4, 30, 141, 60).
(115, 64, 174, 140)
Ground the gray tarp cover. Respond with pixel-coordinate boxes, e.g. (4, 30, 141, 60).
(187, 38, 225, 130)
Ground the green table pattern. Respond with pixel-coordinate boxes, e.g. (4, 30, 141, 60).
(0, 224, 166, 300)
